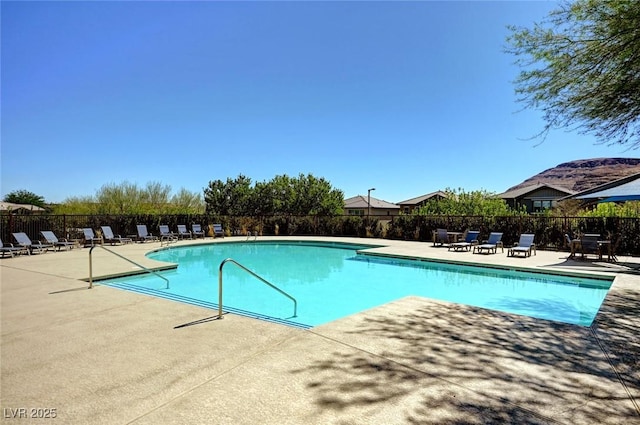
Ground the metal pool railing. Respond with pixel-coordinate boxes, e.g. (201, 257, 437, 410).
(217, 258, 297, 320)
(88, 245, 170, 289)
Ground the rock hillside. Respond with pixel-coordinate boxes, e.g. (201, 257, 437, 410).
(507, 158, 640, 192)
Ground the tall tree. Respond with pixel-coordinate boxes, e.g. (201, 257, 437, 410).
(170, 188, 205, 214)
(416, 188, 516, 216)
(203, 175, 252, 216)
(507, 0, 640, 147)
(3, 190, 46, 207)
(203, 173, 344, 216)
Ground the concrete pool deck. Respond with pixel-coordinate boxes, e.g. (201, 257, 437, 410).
(1, 236, 638, 424)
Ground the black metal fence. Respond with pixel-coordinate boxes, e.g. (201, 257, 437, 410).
(2, 213, 639, 256)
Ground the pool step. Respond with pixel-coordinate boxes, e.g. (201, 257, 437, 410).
(105, 281, 312, 330)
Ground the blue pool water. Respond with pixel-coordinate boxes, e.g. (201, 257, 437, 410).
(101, 241, 612, 328)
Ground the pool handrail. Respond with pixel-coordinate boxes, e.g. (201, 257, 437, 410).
(218, 258, 297, 320)
(88, 245, 169, 290)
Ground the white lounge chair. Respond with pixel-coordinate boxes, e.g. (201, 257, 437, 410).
(176, 225, 192, 239)
(136, 225, 156, 242)
(100, 226, 133, 245)
(213, 224, 225, 238)
(0, 237, 28, 257)
(83, 228, 103, 247)
(191, 224, 206, 238)
(12, 232, 51, 254)
(40, 231, 76, 251)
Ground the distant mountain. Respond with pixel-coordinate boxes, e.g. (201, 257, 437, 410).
(506, 158, 640, 193)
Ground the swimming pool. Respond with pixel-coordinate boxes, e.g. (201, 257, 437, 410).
(101, 241, 613, 328)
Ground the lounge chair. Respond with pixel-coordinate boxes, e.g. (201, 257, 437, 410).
(176, 224, 192, 239)
(473, 232, 504, 254)
(12, 232, 51, 254)
(136, 225, 157, 242)
(159, 225, 178, 242)
(0, 237, 28, 257)
(449, 230, 480, 252)
(100, 226, 133, 245)
(213, 224, 225, 238)
(40, 230, 76, 251)
(191, 224, 206, 238)
(83, 228, 103, 247)
(433, 228, 449, 247)
(508, 234, 536, 257)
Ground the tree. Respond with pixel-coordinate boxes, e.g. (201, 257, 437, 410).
(169, 189, 205, 214)
(290, 173, 344, 216)
(507, 0, 640, 147)
(54, 181, 203, 214)
(3, 190, 46, 207)
(203, 173, 344, 216)
(416, 188, 516, 216)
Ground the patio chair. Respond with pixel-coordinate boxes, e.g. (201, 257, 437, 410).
(83, 228, 103, 247)
(136, 225, 157, 242)
(159, 225, 178, 243)
(433, 228, 449, 247)
(508, 234, 536, 257)
(176, 224, 192, 239)
(191, 224, 206, 238)
(100, 226, 133, 245)
(0, 237, 28, 257)
(40, 230, 76, 251)
(213, 223, 225, 238)
(580, 234, 601, 260)
(473, 232, 504, 254)
(12, 232, 51, 254)
(449, 230, 480, 252)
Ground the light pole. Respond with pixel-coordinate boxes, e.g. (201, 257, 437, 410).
(367, 188, 376, 217)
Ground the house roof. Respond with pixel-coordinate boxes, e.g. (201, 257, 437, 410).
(567, 172, 640, 201)
(498, 182, 575, 199)
(571, 172, 640, 201)
(0, 201, 46, 212)
(397, 191, 448, 205)
(344, 195, 400, 209)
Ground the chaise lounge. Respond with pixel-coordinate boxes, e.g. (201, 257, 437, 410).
(213, 224, 225, 238)
(100, 226, 133, 245)
(507, 234, 536, 257)
(12, 232, 52, 254)
(449, 230, 480, 252)
(159, 225, 178, 244)
(473, 232, 504, 254)
(83, 228, 103, 247)
(176, 224, 192, 239)
(136, 225, 157, 243)
(191, 224, 206, 238)
(0, 237, 28, 257)
(40, 230, 76, 251)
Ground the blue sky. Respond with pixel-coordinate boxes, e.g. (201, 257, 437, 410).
(2, 1, 638, 205)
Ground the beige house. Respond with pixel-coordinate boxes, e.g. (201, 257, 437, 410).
(396, 191, 448, 214)
(344, 195, 400, 217)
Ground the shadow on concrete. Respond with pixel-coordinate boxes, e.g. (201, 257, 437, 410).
(174, 314, 225, 329)
(49, 286, 92, 294)
(545, 256, 640, 275)
(295, 300, 639, 424)
(591, 287, 640, 411)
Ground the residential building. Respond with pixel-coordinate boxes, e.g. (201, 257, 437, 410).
(344, 195, 400, 217)
(566, 172, 640, 203)
(498, 183, 575, 214)
(396, 191, 448, 214)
